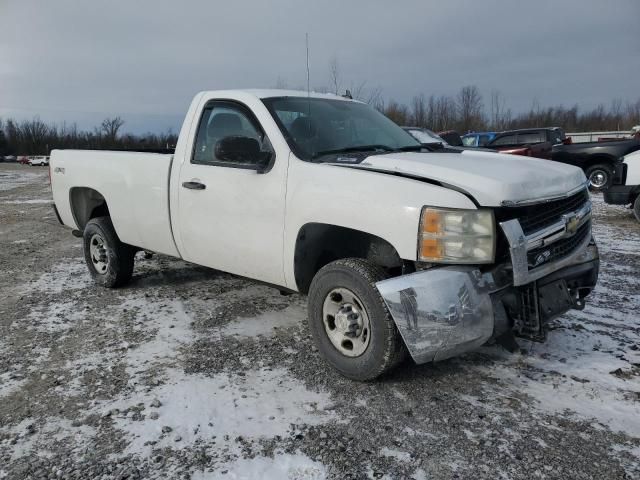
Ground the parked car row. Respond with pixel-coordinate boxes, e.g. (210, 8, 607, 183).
(404, 125, 640, 192)
(1, 155, 50, 165)
(402, 128, 493, 153)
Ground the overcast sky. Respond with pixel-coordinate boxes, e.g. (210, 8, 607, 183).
(1, 0, 638, 134)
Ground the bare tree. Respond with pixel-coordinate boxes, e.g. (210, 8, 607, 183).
(329, 56, 341, 95)
(610, 98, 623, 131)
(410, 94, 428, 127)
(435, 95, 457, 131)
(363, 86, 383, 108)
(383, 100, 410, 125)
(456, 85, 484, 132)
(101, 117, 124, 142)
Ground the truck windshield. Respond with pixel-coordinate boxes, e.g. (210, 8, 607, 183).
(262, 96, 421, 161)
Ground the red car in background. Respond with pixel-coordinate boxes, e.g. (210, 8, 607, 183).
(485, 127, 569, 159)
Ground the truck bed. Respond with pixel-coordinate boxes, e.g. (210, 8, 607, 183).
(50, 149, 180, 257)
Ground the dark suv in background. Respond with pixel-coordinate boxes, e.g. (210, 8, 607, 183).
(486, 127, 568, 160)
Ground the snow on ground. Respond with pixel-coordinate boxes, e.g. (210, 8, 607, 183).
(1, 168, 639, 478)
(102, 367, 334, 456)
(3, 198, 51, 204)
(193, 452, 327, 480)
(466, 194, 640, 439)
(0, 170, 43, 191)
(380, 447, 412, 462)
(5, 417, 96, 462)
(95, 294, 335, 458)
(220, 304, 306, 339)
(26, 300, 88, 333)
(22, 258, 90, 294)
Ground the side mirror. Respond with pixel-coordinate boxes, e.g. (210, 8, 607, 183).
(215, 135, 272, 173)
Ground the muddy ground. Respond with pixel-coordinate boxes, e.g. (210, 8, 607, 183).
(0, 162, 639, 479)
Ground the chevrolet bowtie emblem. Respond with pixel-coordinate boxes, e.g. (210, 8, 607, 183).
(564, 214, 580, 236)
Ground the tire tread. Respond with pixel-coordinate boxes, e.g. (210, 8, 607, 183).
(308, 258, 407, 381)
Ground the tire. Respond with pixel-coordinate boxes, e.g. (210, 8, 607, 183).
(634, 195, 640, 222)
(585, 164, 613, 191)
(307, 258, 407, 381)
(83, 216, 135, 288)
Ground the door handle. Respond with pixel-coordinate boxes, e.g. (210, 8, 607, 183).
(182, 181, 206, 190)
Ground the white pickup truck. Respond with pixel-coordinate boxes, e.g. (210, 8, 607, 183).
(50, 89, 599, 380)
(604, 149, 640, 221)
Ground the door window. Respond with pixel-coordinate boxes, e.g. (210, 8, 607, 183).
(192, 103, 272, 167)
(517, 132, 546, 144)
(491, 134, 518, 146)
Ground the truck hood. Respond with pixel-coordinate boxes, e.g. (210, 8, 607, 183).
(350, 150, 586, 206)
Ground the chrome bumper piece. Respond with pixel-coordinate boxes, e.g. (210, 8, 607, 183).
(500, 200, 592, 286)
(376, 267, 496, 364)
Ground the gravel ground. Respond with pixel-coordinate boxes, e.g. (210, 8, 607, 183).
(0, 162, 639, 480)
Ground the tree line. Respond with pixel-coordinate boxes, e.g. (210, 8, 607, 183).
(0, 117, 177, 156)
(373, 86, 640, 134)
(1, 85, 639, 156)
(311, 58, 640, 134)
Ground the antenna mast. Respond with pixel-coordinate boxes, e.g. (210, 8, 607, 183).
(305, 33, 312, 147)
(305, 33, 310, 97)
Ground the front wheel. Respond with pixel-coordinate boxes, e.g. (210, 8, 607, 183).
(585, 164, 613, 191)
(83, 216, 135, 288)
(633, 195, 640, 222)
(307, 258, 407, 381)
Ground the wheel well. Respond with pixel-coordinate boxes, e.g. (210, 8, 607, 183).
(293, 223, 403, 294)
(69, 187, 110, 231)
(584, 155, 616, 170)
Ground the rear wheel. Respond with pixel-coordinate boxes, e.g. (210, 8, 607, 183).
(307, 258, 407, 381)
(585, 164, 613, 191)
(633, 195, 640, 222)
(83, 216, 135, 288)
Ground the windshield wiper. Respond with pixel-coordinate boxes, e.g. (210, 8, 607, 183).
(312, 144, 395, 159)
(394, 145, 424, 152)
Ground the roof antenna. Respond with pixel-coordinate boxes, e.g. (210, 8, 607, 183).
(305, 33, 312, 154)
(305, 33, 311, 98)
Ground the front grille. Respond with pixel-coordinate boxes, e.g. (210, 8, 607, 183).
(495, 189, 589, 265)
(498, 189, 589, 236)
(527, 220, 590, 268)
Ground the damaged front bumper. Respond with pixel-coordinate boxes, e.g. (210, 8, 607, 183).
(376, 241, 599, 365)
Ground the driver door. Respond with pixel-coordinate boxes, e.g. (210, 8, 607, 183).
(176, 100, 287, 286)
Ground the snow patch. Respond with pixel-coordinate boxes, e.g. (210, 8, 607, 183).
(380, 447, 411, 462)
(0, 417, 96, 462)
(0, 371, 27, 399)
(0, 171, 42, 191)
(27, 300, 87, 333)
(194, 452, 327, 480)
(220, 304, 306, 338)
(3, 198, 51, 204)
(24, 260, 90, 294)
(99, 367, 334, 455)
(117, 296, 195, 376)
(479, 305, 640, 437)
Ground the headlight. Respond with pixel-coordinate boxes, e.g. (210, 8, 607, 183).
(418, 207, 495, 263)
